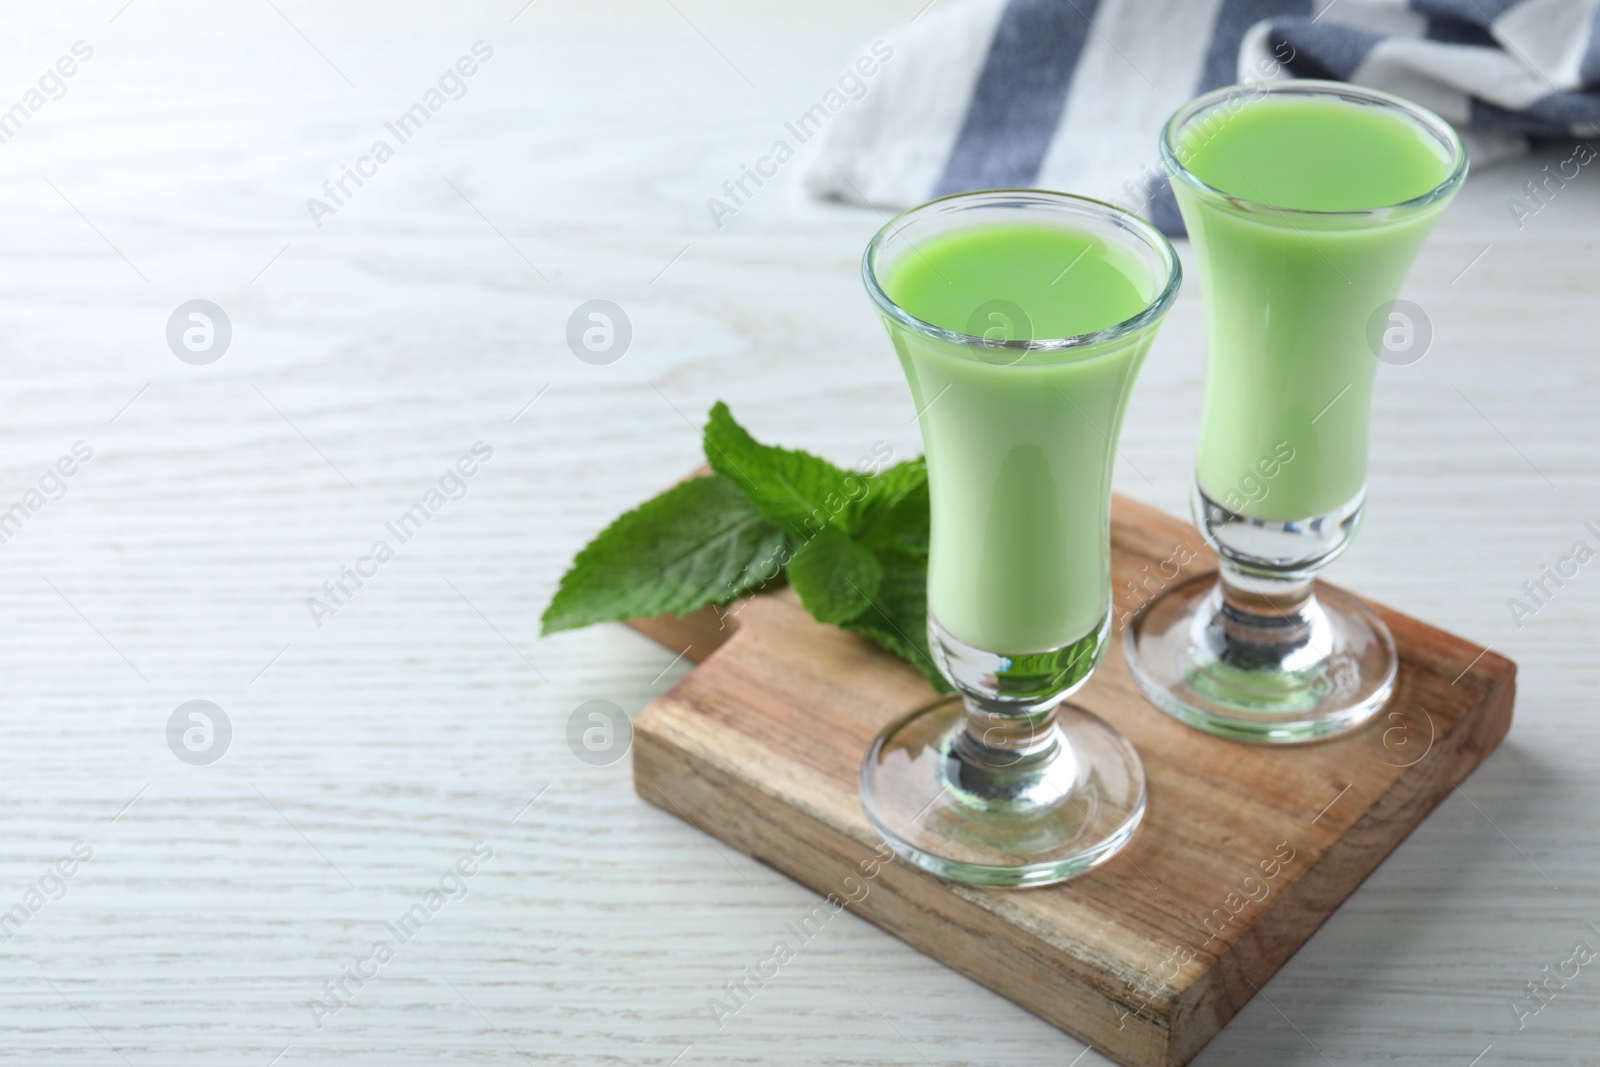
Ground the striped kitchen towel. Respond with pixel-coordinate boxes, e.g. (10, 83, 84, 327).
(803, 0, 1600, 232)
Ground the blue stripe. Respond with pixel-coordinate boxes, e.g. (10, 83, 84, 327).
(1579, 3, 1600, 86)
(1410, 0, 1523, 26)
(1271, 20, 1385, 81)
(1144, 174, 1184, 235)
(1470, 92, 1600, 137)
(1199, 0, 1309, 92)
(933, 0, 1100, 196)
(1418, 15, 1497, 46)
(1410, 0, 1498, 45)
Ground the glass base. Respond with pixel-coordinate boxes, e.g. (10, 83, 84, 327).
(1123, 572, 1397, 743)
(859, 696, 1146, 888)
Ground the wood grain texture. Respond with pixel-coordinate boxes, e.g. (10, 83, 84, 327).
(630, 492, 1516, 1066)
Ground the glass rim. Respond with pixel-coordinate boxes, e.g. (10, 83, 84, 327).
(1159, 78, 1469, 219)
(861, 189, 1183, 356)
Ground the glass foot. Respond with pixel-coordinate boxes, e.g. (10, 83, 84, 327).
(1123, 572, 1397, 743)
(859, 696, 1146, 889)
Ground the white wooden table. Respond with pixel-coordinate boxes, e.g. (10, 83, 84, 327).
(0, 1, 1594, 1064)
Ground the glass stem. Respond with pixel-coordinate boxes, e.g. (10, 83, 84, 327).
(954, 700, 1061, 771)
(1215, 559, 1321, 656)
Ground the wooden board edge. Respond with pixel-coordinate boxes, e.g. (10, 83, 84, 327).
(625, 604, 733, 665)
(618, 481, 1522, 1067)
(632, 700, 1177, 1067)
(1164, 663, 1517, 1066)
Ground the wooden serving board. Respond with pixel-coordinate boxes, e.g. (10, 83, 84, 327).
(628, 490, 1515, 1067)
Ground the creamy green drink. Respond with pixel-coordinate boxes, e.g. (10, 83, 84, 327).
(1124, 82, 1466, 745)
(859, 191, 1178, 888)
(1173, 93, 1457, 521)
(882, 221, 1164, 652)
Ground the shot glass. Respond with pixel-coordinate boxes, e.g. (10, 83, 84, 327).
(1124, 81, 1467, 743)
(858, 190, 1181, 887)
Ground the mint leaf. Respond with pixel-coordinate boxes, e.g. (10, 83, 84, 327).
(787, 527, 882, 624)
(840, 550, 950, 692)
(854, 459, 929, 560)
(703, 402, 860, 540)
(541, 473, 787, 634)
(850, 457, 926, 522)
(549, 400, 946, 693)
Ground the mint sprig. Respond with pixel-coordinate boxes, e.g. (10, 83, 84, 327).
(703, 401, 867, 539)
(541, 402, 949, 691)
(787, 527, 882, 624)
(540, 472, 787, 634)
